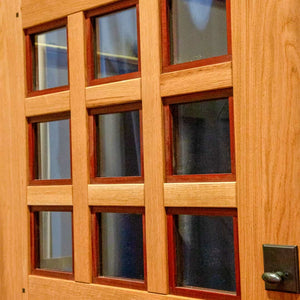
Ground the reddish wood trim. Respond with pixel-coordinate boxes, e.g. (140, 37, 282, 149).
(30, 206, 72, 212)
(164, 105, 173, 176)
(233, 216, 241, 297)
(25, 34, 34, 95)
(91, 206, 145, 214)
(86, 17, 94, 86)
(28, 122, 35, 182)
(142, 213, 147, 288)
(29, 179, 72, 186)
(90, 176, 143, 184)
(228, 96, 236, 176)
(89, 115, 97, 179)
(89, 72, 141, 87)
(89, 102, 141, 115)
(163, 55, 232, 73)
(138, 110, 144, 178)
(24, 18, 67, 35)
(27, 85, 69, 98)
(166, 207, 237, 217)
(136, 3, 141, 73)
(163, 88, 233, 106)
(31, 269, 74, 280)
(91, 206, 146, 290)
(161, 0, 170, 69)
(167, 208, 240, 299)
(166, 173, 236, 183)
(226, 0, 232, 55)
(85, 0, 138, 18)
(28, 112, 70, 124)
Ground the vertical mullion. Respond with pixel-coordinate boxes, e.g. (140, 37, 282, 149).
(68, 12, 92, 283)
(139, 0, 169, 294)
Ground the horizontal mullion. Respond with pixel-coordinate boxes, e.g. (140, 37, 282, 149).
(25, 90, 70, 117)
(27, 185, 73, 206)
(160, 61, 232, 97)
(164, 182, 236, 208)
(86, 78, 141, 108)
(22, 0, 120, 29)
(88, 184, 144, 206)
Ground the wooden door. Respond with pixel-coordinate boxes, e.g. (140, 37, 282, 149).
(0, 0, 299, 299)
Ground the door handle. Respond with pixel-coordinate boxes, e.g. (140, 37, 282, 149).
(262, 271, 287, 284)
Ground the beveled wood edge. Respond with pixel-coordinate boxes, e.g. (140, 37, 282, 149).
(86, 78, 141, 108)
(88, 184, 144, 206)
(160, 61, 233, 98)
(25, 90, 70, 117)
(27, 185, 73, 206)
(164, 182, 236, 207)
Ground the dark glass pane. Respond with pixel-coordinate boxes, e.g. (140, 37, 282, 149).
(38, 211, 73, 272)
(169, 0, 227, 64)
(96, 110, 141, 177)
(94, 7, 138, 78)
(35, 119, 71, 180)
(33, 27, 68, 90)
(175, 215, 236, 291)
(171, 99, 231, 175)
(99, 212, 144, 280)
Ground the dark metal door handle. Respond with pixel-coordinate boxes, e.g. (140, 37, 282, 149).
(262, 271, 287, 284)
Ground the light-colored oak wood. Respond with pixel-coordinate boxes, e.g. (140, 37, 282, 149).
(0, 0, 29, 299)
(28, 276, 208, 300)
(160, 62, 232, 97)
(139, 0, 168, 294)
(164, 182, 236, 207)
(22, 0, 118, 28)
(88, 184, 144, 206)
(68, 12, 92, 283)
(25, 91, 70, 117)
(27, 185, 73, 206)
(86, 78, 141, 108)
(232, 0, 300, 299)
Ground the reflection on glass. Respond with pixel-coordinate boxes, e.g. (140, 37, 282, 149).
(38, 211, 73, 272)
(170, 0, 227, 64)
(99, 213, 144, 280)
(35, 119, 71, 180)
(33, 27, 68, 91)
(94, 7, 138, 78)
(171, 99, 231, 175)
(96, 110, 141, 177)
(175, 215, 236, 291)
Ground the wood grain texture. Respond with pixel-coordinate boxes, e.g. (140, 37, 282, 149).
(27, 185, 72, 206)
(164, 182, 236, 208)
(28, 276, 209, 300)
(0, 0, 29, 299)
(21, 0, 118, 28)
(25, 91, 70, 117)
(232, 0, 300, 299)
(139, 0, 169, 294)
(68, 12, 92, 283)
(86, 78, 141, 108)
(88, 184, 144, 206)
(160, 62, 232, 97)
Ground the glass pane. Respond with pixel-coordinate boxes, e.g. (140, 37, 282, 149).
(94, 7, 138, 78)
(99, 212, 144, 280)
(171, 99, 231, 175)
(38, 211, 73, 272)
(96, 110, 141, 177)
(170, 0, 227, 64)
(33, 27, 68, 91)
(175, 215, 236, 291)
(35, 119, 71, 180)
